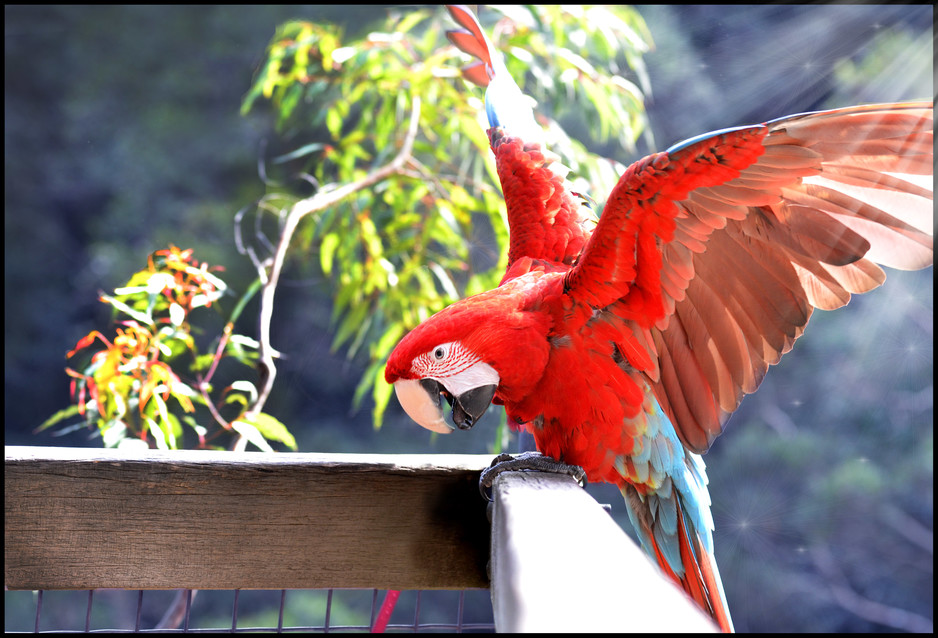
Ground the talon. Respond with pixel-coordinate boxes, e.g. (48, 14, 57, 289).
(487, 452, 515, 469)
(478, 451, 587, 500)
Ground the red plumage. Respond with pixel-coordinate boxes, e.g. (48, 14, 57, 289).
(384, 5, 933, 633)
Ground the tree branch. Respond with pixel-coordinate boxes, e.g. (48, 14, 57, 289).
(245, 94, 422, 421)
(808, 544, 933, 633)
(880, 503, 933, 555)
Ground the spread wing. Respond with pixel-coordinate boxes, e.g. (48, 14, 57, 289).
(446, 6, 933, 453)
(564, 103, 933, 452)
(446, 4, 596, 272)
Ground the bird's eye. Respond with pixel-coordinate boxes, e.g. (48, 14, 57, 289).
(433, 345, 447, 360)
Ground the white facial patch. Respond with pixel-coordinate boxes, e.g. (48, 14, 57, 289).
(439, 360, 500, 397)
(412, 342, 499, 395)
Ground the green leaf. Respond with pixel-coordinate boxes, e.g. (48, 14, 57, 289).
(169, 378, 199, 406)
(192, 352, 216, 372)
(273, 142, 327, 164)
(394, 9, 429, 35)
(228, 277, 262, 326)
(146, 271, 176, 294)
(228, 379, 259, 405)
(372, 323, 405, 359)
(229, 334, 261, 350)
(146, 416, 169, 450)
(241, 412, 298, 451)
(36, 404, 83, 432)
(332, 300, 370, 351)
(169, 302, 186, 327)
(224, 336, 261, 366)
(428, 262, 459, 300)
(223, 393, 249, 409)
(151, 394, 178, 449)
(102, 419, 128, 447)
(326, 107, 343, 140)
(231, 419, 274, 452)
(371, 370, 395, 430)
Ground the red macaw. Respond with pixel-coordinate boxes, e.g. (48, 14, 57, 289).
(383, 5, 933, 632)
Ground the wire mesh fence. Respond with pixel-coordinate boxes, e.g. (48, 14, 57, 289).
(5, 588, 496, 633)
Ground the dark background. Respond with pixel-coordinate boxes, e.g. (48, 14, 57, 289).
(5, 4, 933, 632)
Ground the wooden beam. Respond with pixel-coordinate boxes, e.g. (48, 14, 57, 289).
(4, 446, 493, 591)
(488, 470, 718, 632)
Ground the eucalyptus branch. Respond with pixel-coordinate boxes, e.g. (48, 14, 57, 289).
(246, 94, 422, 419)
(198, 380, 232, 433)
(191, 323, 236, 435)
(200, 323, 233, 390)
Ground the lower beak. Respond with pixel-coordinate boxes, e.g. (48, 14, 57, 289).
(393, 379, 497, 433)
(451, 383, 498, 430)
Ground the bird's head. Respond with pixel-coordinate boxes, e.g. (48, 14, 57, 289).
(385, 336, 499, 434)
(384, 283, 551, 434)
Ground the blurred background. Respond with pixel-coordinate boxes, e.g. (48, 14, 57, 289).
(5, 4, 933, 632)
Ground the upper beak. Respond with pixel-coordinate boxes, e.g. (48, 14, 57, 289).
(393, 378, 497, 433)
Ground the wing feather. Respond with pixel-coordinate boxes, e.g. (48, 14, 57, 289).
(654, 320, 721, 452)
(660, 103, 932, 451)
(686, 235, 792, 363)
(565, 102, 931, 452)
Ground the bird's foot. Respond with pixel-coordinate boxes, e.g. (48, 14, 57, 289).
(479, 451, 586, 500)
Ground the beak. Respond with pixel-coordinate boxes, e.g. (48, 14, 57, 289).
(393, 378, 497, 433)
(393, 379, 453, 434)
(450, 383, 498, 430)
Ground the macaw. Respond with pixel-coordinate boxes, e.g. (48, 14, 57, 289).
(383, 5, 933, 632)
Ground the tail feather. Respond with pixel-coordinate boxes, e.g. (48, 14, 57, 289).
(445, 5, 543, 143)
(617, 392, 733, 631)
(676, 501, 734, 632)
(445, 5, 496, 86)
(692, 528, 734, 633)
(621, 481, 734, 632)
(446, 5, 492, 50)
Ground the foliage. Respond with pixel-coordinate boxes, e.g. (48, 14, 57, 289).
(38, 246, 296, 451)
(241, 5, 652, 428)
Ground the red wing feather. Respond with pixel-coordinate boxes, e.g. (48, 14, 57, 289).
(565, 102, 932, 453)
(492, 135, 596, 271)
(564, 126, 770, 314)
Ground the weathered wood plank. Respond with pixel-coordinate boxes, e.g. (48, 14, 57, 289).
(489, 471, 717, 632)
(4, 446, 493, 591)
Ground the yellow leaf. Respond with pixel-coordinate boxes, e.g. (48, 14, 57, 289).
(320, 232, 340, 276)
